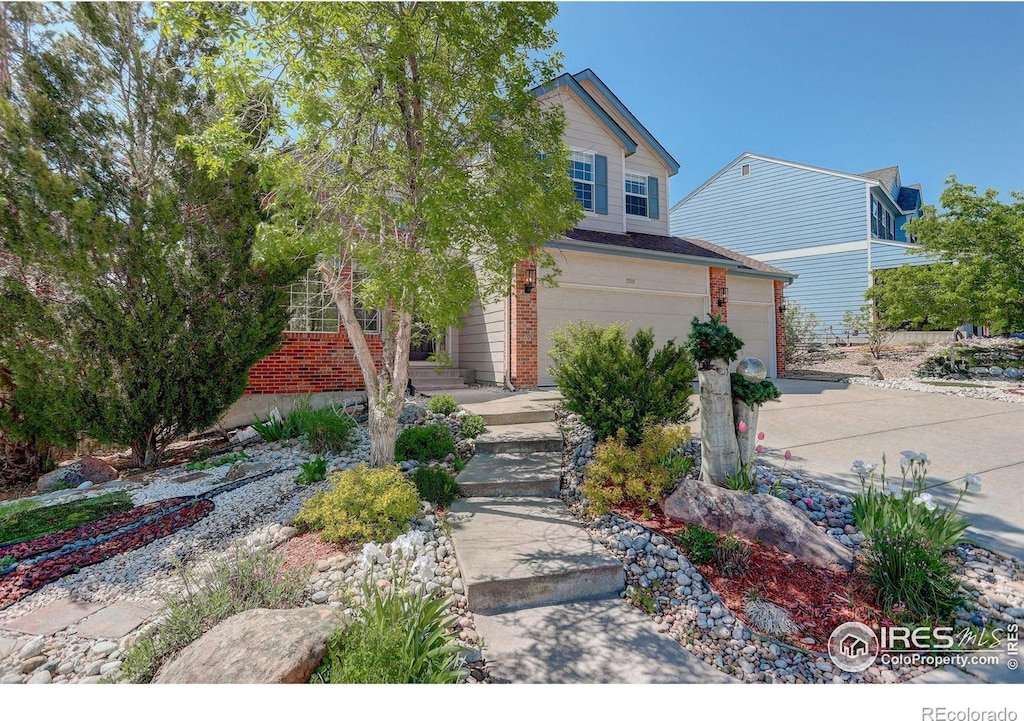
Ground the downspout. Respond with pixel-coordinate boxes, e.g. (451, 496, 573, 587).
(504, 288, 516, 391)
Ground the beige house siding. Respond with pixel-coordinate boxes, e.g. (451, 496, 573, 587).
(458, 297, 506, 385)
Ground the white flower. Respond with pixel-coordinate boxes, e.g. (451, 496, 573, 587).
(358, 542, 387, 571)
(852, 460, 866, 473)
(912, 493, 937, 511)
(964, 474, 982, 491)
(865, 463, 878, 474)
(900, 450, 918, 460)
(900, 450, 930, 464)
(390, 530, 426, 560)
(883, 484, 904, 499)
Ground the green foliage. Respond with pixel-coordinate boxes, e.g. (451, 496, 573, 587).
(582, 425, 692, 517)
(186, 451, 249, 471)
(0, 4, 304, 470)
(458, 413, 486, 440)
(841, 305, 895, 360)
(0, 491, 132, 545)
(311, 583, 465, 684)
(119, 547, 309, 683)
(863, 531, 961, 619)
(726, 465, 758, 494)
(713, 534, 751, 578)
(164, 2, 584, 466)
(253, 403, 356, 453)
(784, 302, 821, 362)
(867, 176, 1024, 334)
(675, 525, 719, 565)
(0, 498, 38, 520)
(685, 314, 744, 368)
(549, 322, 696, 447)
(0, 556, 13, 569)
(294, 465, 420, 543)
(411, 466, 460, 506)
(426, 395, 459, 416)
(297, 456, 329, 486)
(252, 414, 289, 442)
(628, 581, 664, 615)
(730, 374, 782, 407)
(395, 425, 456, 463)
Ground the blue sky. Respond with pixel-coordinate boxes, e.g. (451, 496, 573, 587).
(551, 2, 1024, 206)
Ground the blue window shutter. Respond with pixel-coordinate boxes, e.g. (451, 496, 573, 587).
(595, 155, 608, 215)
(647, 176, 660, 219)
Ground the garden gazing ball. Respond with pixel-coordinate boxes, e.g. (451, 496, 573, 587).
(736, 357, 767, 382)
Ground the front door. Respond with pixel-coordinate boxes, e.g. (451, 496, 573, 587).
(409, 318, 447, 362)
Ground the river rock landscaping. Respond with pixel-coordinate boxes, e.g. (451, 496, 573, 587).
(0, 398, 488, 684)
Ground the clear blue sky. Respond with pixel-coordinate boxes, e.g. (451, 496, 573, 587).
(551, 2, 1024, 206)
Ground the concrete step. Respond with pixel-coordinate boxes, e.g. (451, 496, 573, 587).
(447, 497, 624, 614)
(474, 421, 562, 454)
(460, 398, 555, 426)
(472, 598, 738, 683)
(408, 367, 472, 380)
(412, 379, 469, 390)
(455, 452, 561, 498)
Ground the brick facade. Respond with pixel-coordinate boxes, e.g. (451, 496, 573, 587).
(709, 266, 729, 324)
(774, 280, 787, 378)
(509, 258, 539, 388)
(245, 266, 381, 395)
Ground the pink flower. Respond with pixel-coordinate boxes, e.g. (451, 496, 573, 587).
(784, 450, 792, 461)
(755, 444, 763, 453)
(804, 498, 813, 507)
(738, 421, 748, 433)
(757, 432, 765, 441)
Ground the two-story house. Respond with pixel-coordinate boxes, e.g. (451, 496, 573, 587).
(238, 72, 793, 419)
(669, 152, 932, 337)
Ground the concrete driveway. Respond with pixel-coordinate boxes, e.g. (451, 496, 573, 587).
(756, 380, 1024, 559)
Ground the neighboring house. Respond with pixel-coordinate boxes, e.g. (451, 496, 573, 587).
(669, 152, 932, 336)
(239, 72, 793, 416)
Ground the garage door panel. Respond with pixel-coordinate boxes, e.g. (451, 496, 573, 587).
(729, 302, 773, 375)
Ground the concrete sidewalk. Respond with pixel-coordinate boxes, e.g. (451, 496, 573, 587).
(754, 380, 1024, 559)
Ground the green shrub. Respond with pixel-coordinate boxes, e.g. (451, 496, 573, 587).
(426, 395, 459, 416)
(685, 314, 744, 369)
(864, 531, 961, 618)
(395, 424, 456, 463)
(731, 374, 782, 407)
(293, 465, 420, 542)
(675, 525, 719, 565)
(713, 534, 750, 578)
(296, 456, 328, 485)
(119, 547, 309, 683)
(582, 425, 692, 517)
(310, 583, 465, 684)
(186, 450, 249, 471)
(0, 555, 14, 568)
(411, 466, 460, 506)
(253, 401, 356, 453)
(252, 413, 289, 442)
(784, 302, 821, 363)
(549, 322, 696, 447)
(0, 491, 133, 545)
(459, 413, 486, 440)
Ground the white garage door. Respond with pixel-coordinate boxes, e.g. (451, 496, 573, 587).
(728, 301, 774, 376)
(538, 250, 709, 387)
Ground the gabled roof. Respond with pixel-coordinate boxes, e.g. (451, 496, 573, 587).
(561, 228, 795, 281)
(896, 186, 922, 212)
(535, 73, 637, 155)
(571, 69, 680, 176)
(859, 166, 900, 190)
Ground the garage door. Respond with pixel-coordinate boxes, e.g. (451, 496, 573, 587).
(537, 250, 709, 387)
(728, 301, 774, 376)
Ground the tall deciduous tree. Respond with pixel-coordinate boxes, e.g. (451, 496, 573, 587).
(0, 3, 302, 470)
(167, 2, 582, 466)
(866, 176, 1024, 334)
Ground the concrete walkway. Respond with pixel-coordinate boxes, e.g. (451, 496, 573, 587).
(447, 395, 734, 683)
(756, 380, 1024, 559)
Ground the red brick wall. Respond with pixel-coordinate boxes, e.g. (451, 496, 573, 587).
(774, 280, 787, 378)
(510, 258, 538, 388)
(709, 266, 729, 324)
(245, 266, 382, 395)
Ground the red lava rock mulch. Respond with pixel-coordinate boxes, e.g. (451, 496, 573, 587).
(279, 532, 353, 574)
(613, 502, 893, 653)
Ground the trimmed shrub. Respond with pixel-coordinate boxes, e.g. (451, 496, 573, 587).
(411, 465, 460, 506)
(395, 424, 456, 463)
(685, 314, 744, 369)
(459, 413, 486, 440)
(549, 322, 696, 447)
(426, 395, 459, 416)
(731, 374, 782, 407)
(293, 464, 420, 542)
(582, 425, 692, 517)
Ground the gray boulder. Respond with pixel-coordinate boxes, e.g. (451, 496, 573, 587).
(153, 607, 344, 684)
(662, 479, 854, 571)
(37, 457, 117, 492)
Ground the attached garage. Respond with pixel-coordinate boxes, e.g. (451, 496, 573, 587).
(537, 249, 709, 386)
(725, 275, 777, 377)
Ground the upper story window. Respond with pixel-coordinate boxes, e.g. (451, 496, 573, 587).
(871, 197, 895, 241)
(569, 151, 594, 211)
(741, 163, 751, 177)
(287, 263, 380, 334)
(624, 172, 649, 217)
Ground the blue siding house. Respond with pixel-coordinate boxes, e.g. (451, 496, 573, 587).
(670, 153, 934, 335)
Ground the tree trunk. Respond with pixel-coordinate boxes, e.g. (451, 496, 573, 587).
(734, 400, 759, 467)
(367, 395, 399, 467)
(699, 358, 739, 487)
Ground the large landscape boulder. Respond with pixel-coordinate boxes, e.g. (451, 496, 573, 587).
(153, 607, 344, 684)
(37, 457, 118, 492)
(662, 479, 854, 571)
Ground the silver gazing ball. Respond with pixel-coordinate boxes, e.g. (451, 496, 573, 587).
(736, 357, 767, 382)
